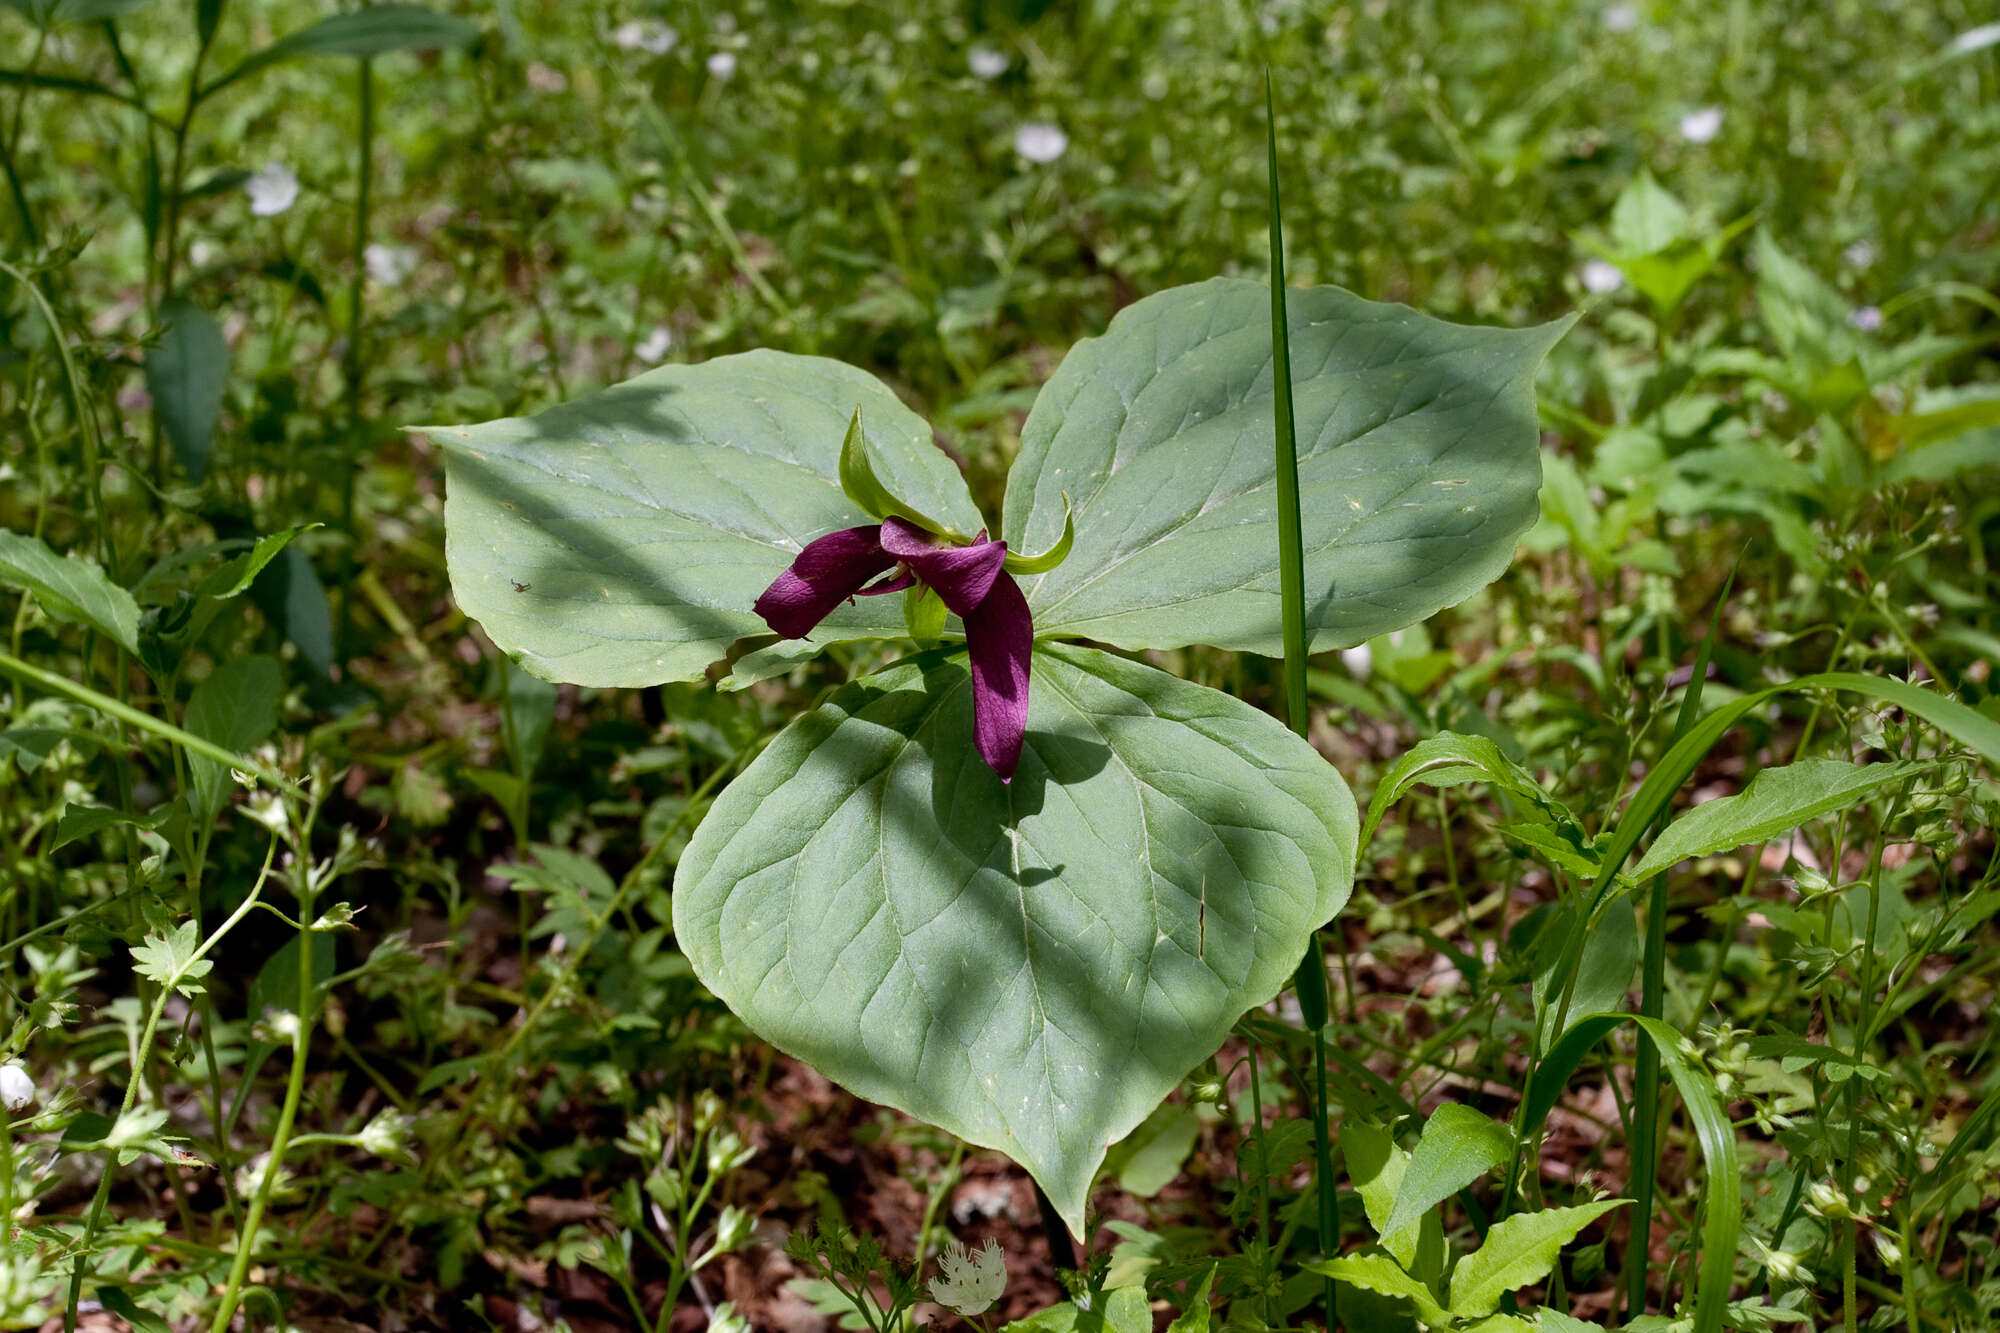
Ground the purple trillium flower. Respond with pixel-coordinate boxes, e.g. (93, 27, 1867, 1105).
(754, 516, 1032, 782)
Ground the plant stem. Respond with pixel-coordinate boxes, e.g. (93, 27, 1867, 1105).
(337, 57, 375, 673)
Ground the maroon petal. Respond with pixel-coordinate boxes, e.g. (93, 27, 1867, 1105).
(881, 517, 1004, 618)
(963, 571, 1032, 782)
(752, 525, 896, 638)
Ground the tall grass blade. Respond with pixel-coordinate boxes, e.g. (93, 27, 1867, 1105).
(1265, 72, 1338, 1304)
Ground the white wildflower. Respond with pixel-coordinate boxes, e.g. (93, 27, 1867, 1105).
(967, 46, 1009, 79)
(1849, 305, 1882, 333)
(188, 240, 218, 269)
(613, 20, 677, 54)
(526, 62, 568, 93)
(0, 1064, 32, 1111)
(1843, 239, 1876, 269)
(1340, 643, 1373, 681)
(930, 1238, 1006, 1317)
(1950, 22, 2000, 55)
(707, 51, 737, 80)
(1014, 121, 1068, 164)
(244, 164, 299, 217)
(635, 324, 675, 364)
(1678, 106, 1723, 144)
(1581, 259, 1625, 294)
(1601, 3, 1639, 31)
(364, 243, 419, 286)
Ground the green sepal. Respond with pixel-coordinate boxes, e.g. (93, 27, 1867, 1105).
(1002, 493, 1072, 575)
(840, 409, 967, 539)
(903, 584, 945, 644)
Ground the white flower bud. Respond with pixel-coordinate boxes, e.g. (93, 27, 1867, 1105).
(0, 1063, 33, 1111)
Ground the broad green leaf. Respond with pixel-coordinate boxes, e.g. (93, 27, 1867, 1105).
(1305, 1254, 1449, 1328)
(246, 932, 334, 1021)
(674, 642, 1356, 1236)
(1342, 1120, 1422, 1269)
(0, 531, 141, 654)
(250, 547, 333, 675)
(438, 351, 982, 687)
(1607, 170, 1689, 254)
(131, 921, 213, 995)
(144, 297, 228, 484)
(1627, 758, 1928, 881)
(202, 4, 479, 97)
(1533, 893, 1638, 1041)
(1381, 1103, 1513, 1241)
(183, 655, 281, 820)
(498, 657, 556, 777)
(1003, 279, 1568, 656)
(1447, 1199, 1626, 1320)
(1105, 1102, 1200, 1198)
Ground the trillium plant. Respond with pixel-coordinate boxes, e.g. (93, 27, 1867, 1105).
(437, 276, 1565, 1235)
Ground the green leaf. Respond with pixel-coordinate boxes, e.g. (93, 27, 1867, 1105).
(1305, 1254, 1449, 1328)
(51, 801, 168, 852)
(1446, 1200, 1626, 1320)
(249, 548, 333, 676)
(1533, 892, 1639, 1041)
(183, 655, 281, 820)
(437, 351, 983, 686)
(673, 642, 1356, 1237)
(0, 531, 141, 654)
(143, 297, 228, 484)
(1381, 1103, 1513, 1241)
(246, 932, 334, 1020)
(1003, 493, 1072, 575)
(499, 656, 556, 778)
(839, 409, 967, 537)
(1164, 1265, 1216, 1333)
(1342, 1119, 1422, 1269)
(192, 525, 315, 601)
(1360, 731, 1574, 851)
(202, 4, 479, 97)
(1000, 1286, 1151, 1333)
(131, 921, 212, 996)
(1627, 758, 1928, 881)
(1002, 279, 1568, 656)
(92, 1287, 171, 1333)
(1105, 1101, 1200, 1198)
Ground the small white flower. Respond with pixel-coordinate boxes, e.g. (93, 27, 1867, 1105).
(1850, 305, 1882, 332)
(1843, 239, 1876, 270)
(1014, 121, 1068, 164)
(188, 240, 218, 269)
(967, 46, 1009, 79)
(930, 1238, 1006, 1317)
(707, 51, 737, 80)
(357, 1111, 413, 1160)
(1340, 643, 1372, 681)
(613, 19, 677, 54)
(1601, 3, 1639, 31)
(1581, 259, 1625, 294)
(526, 62, 568, 93)
(364, 243, 419, 286)
(244, 164, 299, 217)
(0, 1064, 32, 1111)
(1950, 22, 2000, 55)
(1678, 106, 1723, 144)
(635, 324, 675, 364)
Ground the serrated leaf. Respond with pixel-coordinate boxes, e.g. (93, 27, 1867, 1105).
(131, 921, 212, 995)
(1628, 758, 1928, 881)
(1305, 1254, 1449, 1328)
(1165, 1265, 1216, 1333)
(143, 297, 227, 483)
(183, 655, 281, 820)
(1381, 1103, 1513, 1240)
(203, 4, 479, 97)
(0, 531, 141, 654)
(1447, 1200, 1626, 1320)
(438, 350, 983, 687)
(1003, 279, 1568, 656)
(673, 642, 1356, 1237)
